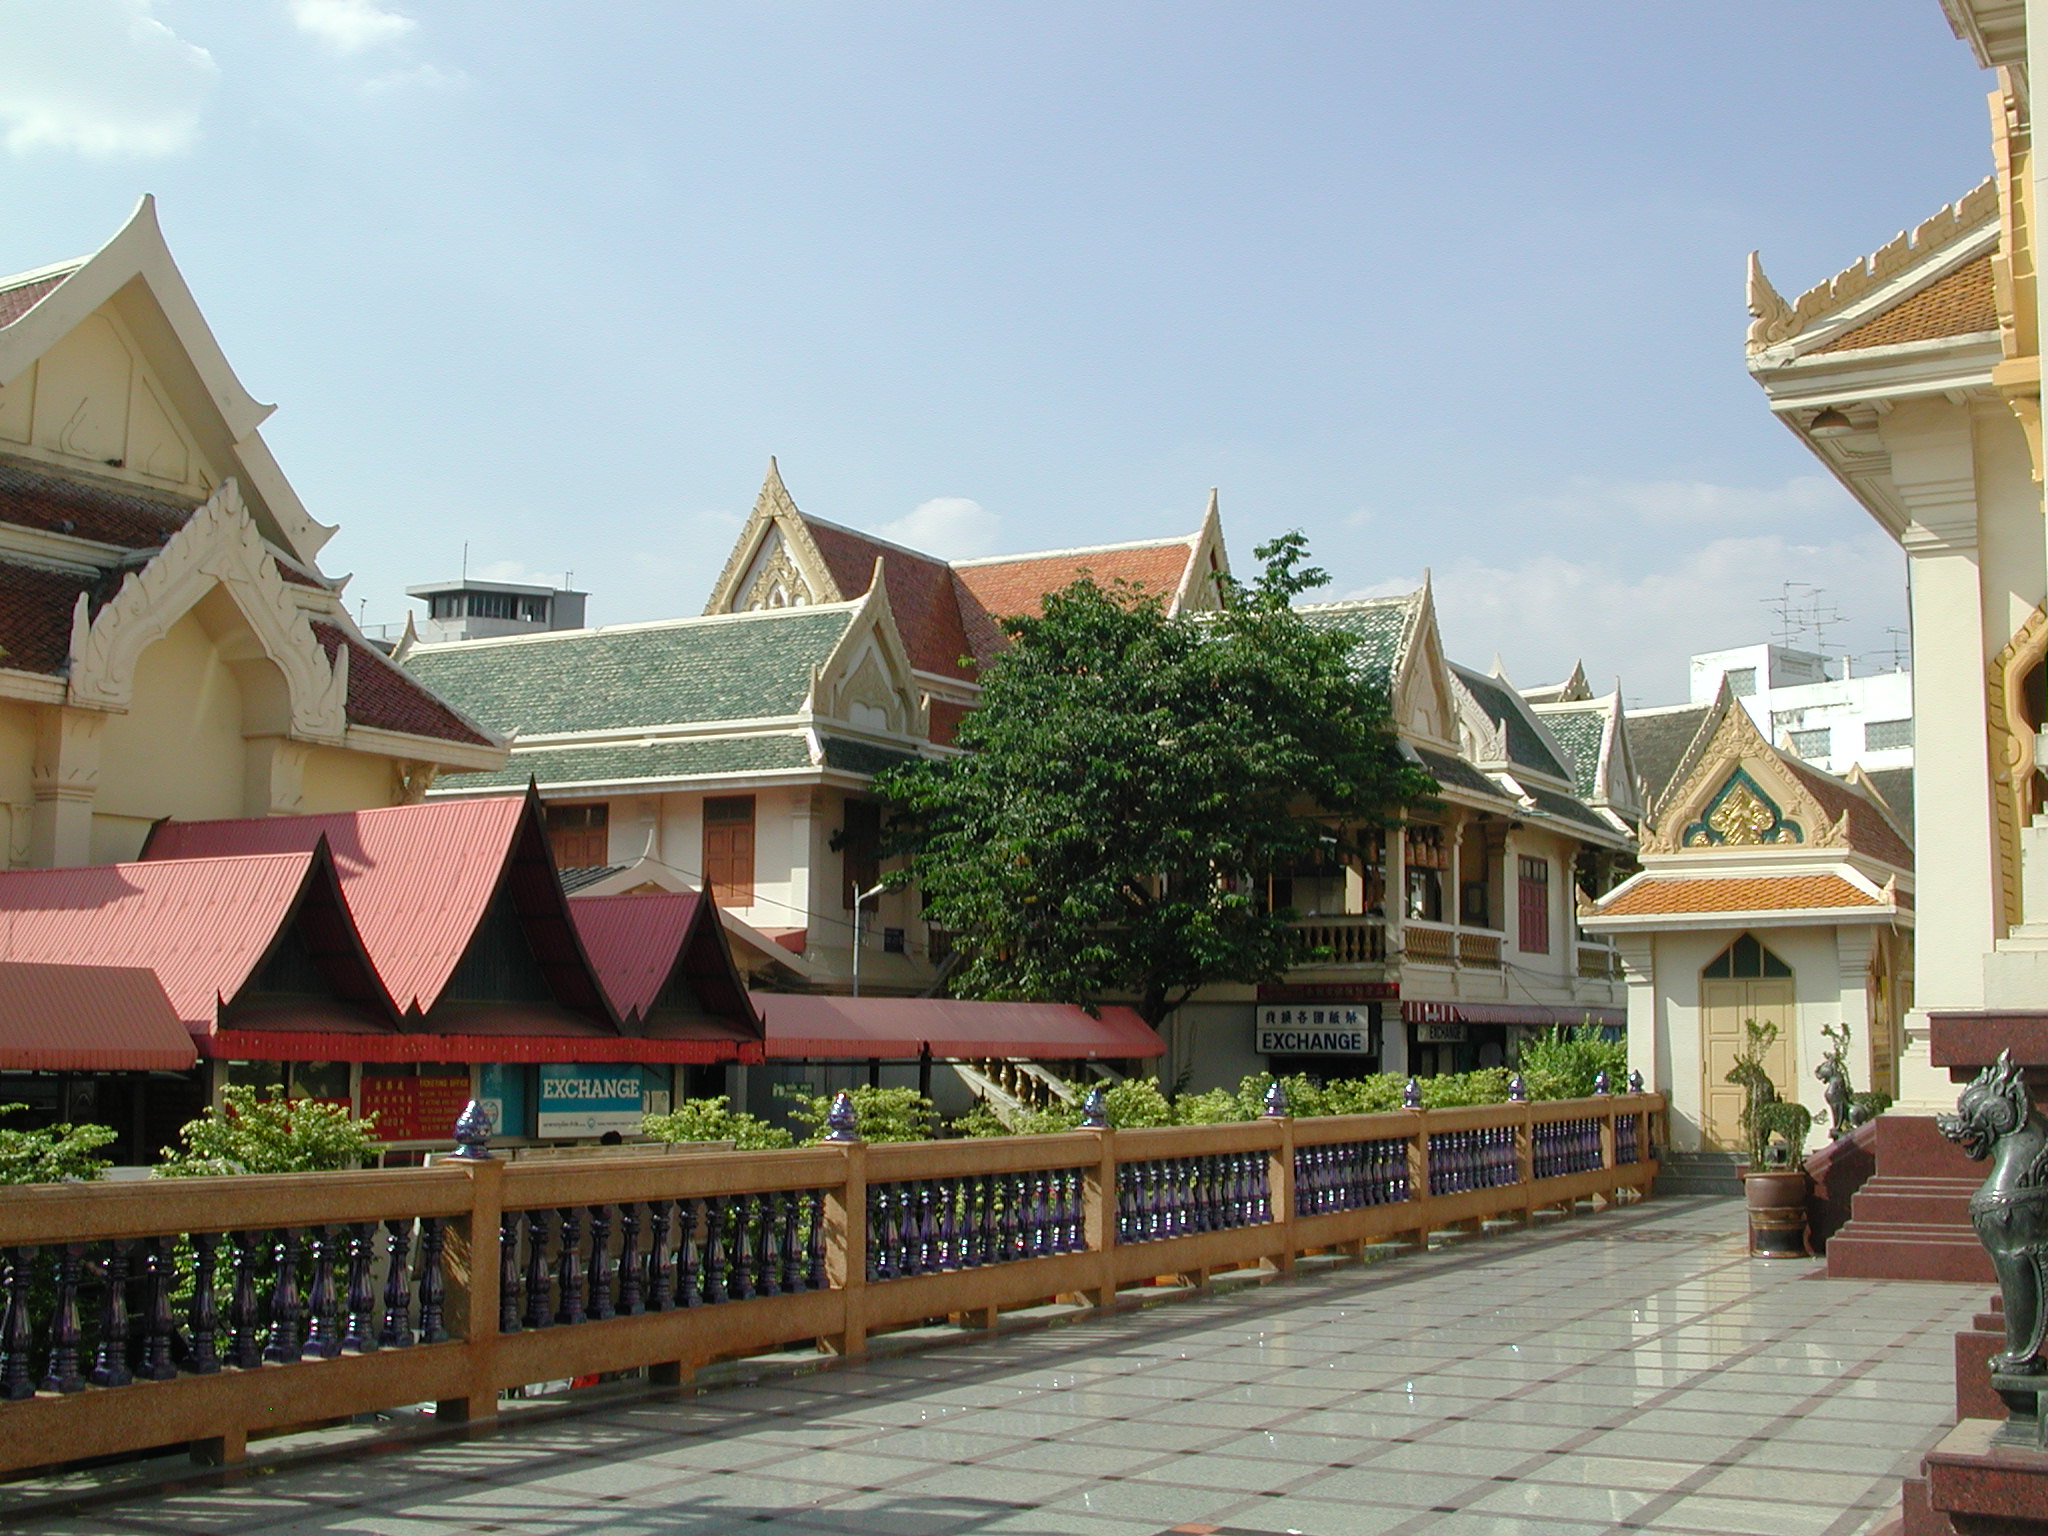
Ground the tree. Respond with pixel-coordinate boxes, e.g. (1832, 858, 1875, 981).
(0, 1104, 114, 1184)
(880, 533, 1434, 1025)
(156, 1084, 382, 1176)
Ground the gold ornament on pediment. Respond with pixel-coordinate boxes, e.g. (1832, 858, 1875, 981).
(1707, 782, 1776, 845)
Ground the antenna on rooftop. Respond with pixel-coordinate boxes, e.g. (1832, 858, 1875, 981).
(1883, 625, 1911, 673)
(462, 542, 469, 581)
(1762, 581, 1847, 663)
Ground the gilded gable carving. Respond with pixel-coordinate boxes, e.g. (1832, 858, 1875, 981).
(1683, 768, 1803, 847)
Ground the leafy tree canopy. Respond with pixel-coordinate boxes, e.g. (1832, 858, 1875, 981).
(880, 533, 1434, 1024)
(0, 1104, 115, 1184)
(156, 1084, 382, 1177)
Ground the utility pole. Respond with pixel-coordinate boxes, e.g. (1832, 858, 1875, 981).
(850, 882, 886, 997)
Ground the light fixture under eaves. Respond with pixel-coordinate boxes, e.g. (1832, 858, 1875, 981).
(1808, 407, 1856, 438)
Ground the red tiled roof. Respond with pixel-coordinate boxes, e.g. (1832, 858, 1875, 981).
(1814, 256, 1998, 353)
(0, 559, 94, 675)
(0, 456, 197, 548)
(0, 960, 195, 1071)
(1596, 872, 1886, 919)
(275, 558, 329, 589)
(1779, 757, 1913, 869)
(751, 993, 1165, 1060)
(141, 797, 567, 1016)
(570, 890, 763, 1045)
(310, 622, 496, 748)
(952, 542, 1199, 664)
(800, 517, 976, 681)
(0, 272, 71, 330)
(0, 850, 332, 1031)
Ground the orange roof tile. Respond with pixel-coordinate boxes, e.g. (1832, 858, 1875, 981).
(952, 542, 1198, 665)
(799, 517, 975, 681)
(1814, 255, 1997, 353)
(1597, 872, 1885, 919)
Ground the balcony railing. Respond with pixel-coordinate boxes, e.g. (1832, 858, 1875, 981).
(1458, 932, 1502, 968)
(1577, 941, 1621, 980)
(1403, 920, 1455, 964)
(1289, 914, 1386, 965)
(0, 1094, 1662, 1480)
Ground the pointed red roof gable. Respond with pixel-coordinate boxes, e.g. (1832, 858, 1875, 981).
(141, 793, 608, 1022)
(570, 891, 764, 1057)
(0, 847, 371, 1034)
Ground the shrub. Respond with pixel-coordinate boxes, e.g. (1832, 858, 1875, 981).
(1516, 1024, 1626, 1100)
(779, 1084, 935, 1143)
(642, 1097, 793, 1150)
(0, 1104, 115, 1184)
(157, 1085, 381, 1176)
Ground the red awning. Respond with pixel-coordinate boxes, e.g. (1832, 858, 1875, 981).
(1400, 1001, 1625, 1028)
(752, 993, 1165, 1060)
(203, 1029, 765, 1065)
(0, 961, 197, 1071)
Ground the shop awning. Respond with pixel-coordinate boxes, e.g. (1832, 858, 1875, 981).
(1401, 1000, 1624, 1028)
(753, 993, 1165, 1060)
(0, 961, 197, 1071)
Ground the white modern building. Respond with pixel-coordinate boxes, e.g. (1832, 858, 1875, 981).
(1689, 643, 1912, 777)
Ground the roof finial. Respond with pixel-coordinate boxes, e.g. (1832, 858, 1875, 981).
(1746, 250, 1792, 351)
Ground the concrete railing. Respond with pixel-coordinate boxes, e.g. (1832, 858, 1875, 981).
(1288, 914, 1387, 965)
(0, 1093, 1662, 1479)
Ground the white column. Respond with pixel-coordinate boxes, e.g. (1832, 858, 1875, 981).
(29, 705, 104, 867)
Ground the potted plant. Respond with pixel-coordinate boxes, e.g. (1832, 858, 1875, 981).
(1725, 1019, 1814, 1256)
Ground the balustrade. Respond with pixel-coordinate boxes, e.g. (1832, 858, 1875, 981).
(1289, 915, 1387, 965)
(0, 1093, 1661, 1482)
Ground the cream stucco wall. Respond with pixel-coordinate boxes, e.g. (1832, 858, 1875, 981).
(94, 612, 247, 831)
(298, 746, 395, 814)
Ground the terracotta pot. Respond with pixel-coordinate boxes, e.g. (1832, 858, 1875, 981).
(1743, 1167, 1812, 1257)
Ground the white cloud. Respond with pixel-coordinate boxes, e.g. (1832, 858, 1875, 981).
(289, 0, 416, 54)
(876, 496, 1003, 560)
(0, 0, 216, 158)
(1338, 474, 1908, 700)
(1527, 473, 1847, 528)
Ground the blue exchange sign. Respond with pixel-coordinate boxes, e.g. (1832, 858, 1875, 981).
(535, 1064, 645, 1137)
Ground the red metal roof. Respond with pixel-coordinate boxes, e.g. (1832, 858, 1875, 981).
(202, 1029, 763, 1065)
(0, 851, 323, 1031)
(751, 993, 1165, 1060)
(571, 891, 762, 1038)
(140, 794, 602, 1019)
(0, 960, 196, 1071)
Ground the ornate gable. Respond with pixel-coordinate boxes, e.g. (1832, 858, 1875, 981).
(703, 459, 845, 615)
(1394, 580, 1460, 749)
(810, 567, 928, 740)
(1642, 701, 1844, 855)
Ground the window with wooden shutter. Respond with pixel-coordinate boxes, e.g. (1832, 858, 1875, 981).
(702, 796, 756, 907)
(545, 803, 609, 870)
(1517, 855, 1550, 954)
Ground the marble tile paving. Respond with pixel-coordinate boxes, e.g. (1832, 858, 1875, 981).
(0, 1196, 1979, 1536)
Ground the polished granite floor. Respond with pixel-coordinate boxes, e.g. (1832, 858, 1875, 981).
(1, 1197, 1981, 1536)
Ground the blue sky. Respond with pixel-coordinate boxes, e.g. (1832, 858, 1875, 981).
(0, 1, 1996, 699)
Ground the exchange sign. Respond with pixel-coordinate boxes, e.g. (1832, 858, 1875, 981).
(535, 1064, 645, 1138)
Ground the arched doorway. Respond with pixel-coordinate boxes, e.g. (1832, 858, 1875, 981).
(1700, 934, 1794, 1151)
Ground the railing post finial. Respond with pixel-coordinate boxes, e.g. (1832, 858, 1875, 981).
(451, 1099, 493, 1160)
(1262, 1080, 1288, 1118)
(1628, 1068, 1645, 1094)
(1593, 1069, 1611, 1096)
(1079, 1085, 1110, 1129)
(824, 1090, 861, 1142)
(1508, 1071, 1527, 1103)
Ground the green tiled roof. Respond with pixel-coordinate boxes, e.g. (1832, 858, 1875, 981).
(1453, 666, 1573, 784)
(1526, 783, 1618, 837)
(1295, 599, 1414, 687)
(443, 734, 816, 791)
(1537, 705, 1609, 800)
(402, 607, 856, 736)
(1411, 747, 1512, 807)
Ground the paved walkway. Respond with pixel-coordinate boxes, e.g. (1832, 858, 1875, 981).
(8, 1197, 1980, 1536)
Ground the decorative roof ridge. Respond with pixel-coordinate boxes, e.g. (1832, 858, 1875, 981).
(407, 599, 862, 654)
(1747, 177, 1999, 352)
(0, 257, 88, 294)
(949, 528, 1203, 568)
(1289, 589, 1421, 614)
(792, 510, 962, 570)
(1628, 699, 1716, 718)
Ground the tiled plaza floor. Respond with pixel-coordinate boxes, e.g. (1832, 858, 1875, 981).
(3, 1196, 1981, 1536)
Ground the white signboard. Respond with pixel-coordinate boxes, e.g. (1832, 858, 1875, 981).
(1415, 1022, 1468, 1044)
(1256, 1004, 1376, 1056)
(536, 1064, 645, 1138)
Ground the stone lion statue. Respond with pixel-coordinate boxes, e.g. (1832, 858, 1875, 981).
(1938, 1050, 2048, 1376)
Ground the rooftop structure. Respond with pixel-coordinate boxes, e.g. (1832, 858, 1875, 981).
(382, 576, 589, 645)
(1690, 641, 1913, 777)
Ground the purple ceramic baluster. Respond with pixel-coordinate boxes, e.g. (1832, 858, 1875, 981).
(416, 1217, 448, 1343)
(139, 1237, 177, 1381)
(343, 1223, 378, 1352)
(90, 1239, 132, 1386)
(265, 1229, 303, 1363)
(681, 1199, 705, 1306)
(1, 1246, 35, 1398)
(618, 1202, 644, 1315)
(42, 1243, 84, 1392)
(498, 1213, 522, 1334)
(648, 1200, 675, 1310)
(702, 1197, 728, 1303)
(523, 1209, 552, 1330)
(303, 1227, 340, 1359)
(808, 1189, 828, 1291)
(586, 1205, 615, 1321)
(228, 1231, 263, 1367)
(379, 1219, 414, 1348)
(555, 1208, 585, 1324)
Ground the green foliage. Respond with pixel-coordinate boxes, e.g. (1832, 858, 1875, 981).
(0, 1104, 115, 1184)
(156, 1085, 382, 1177)
(879, 533, 1433, 1024)
(641, 1097, 793, 1151)
(1726, 1020, 1811, 1168)
(1517, 1024, 1627, 1101)
(780, 1084, 935, 1144)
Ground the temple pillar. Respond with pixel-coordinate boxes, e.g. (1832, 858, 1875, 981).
(29, 705, 105, 868)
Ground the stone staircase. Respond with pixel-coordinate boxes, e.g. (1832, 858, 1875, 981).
(1821, 1115, 1988, 1282)
(1652, 1150, 1741, 1197)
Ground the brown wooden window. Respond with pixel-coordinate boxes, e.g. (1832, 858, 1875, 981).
(545, 803, 609, 870)
(840, 799, 881, 908)
(1517, 855, 1550, 954)
(702, 796, 756, 907)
